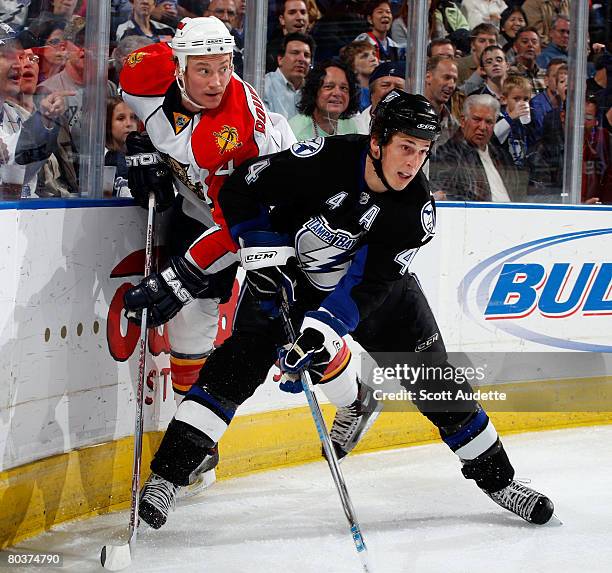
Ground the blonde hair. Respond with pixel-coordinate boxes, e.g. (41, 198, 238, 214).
(502, 74, 532, 97)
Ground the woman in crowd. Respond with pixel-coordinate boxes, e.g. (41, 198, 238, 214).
(104, 95, 139, 197)
(288, 59, 360, 139)
(340, 40, 379, 111)
(33, 20, 68, 83)
(498, 6, 527, 64)
(355, 0, 402, 61)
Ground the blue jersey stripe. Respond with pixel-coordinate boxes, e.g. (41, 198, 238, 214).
(442, 407, 489, 450)
(320, 245, 369, 334)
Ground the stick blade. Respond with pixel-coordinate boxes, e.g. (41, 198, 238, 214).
(100, 543, 132, 571)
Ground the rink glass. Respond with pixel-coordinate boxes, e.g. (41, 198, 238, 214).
(0, 2, 607, 202)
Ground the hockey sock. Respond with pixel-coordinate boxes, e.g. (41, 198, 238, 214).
(318, 343, 359, 407)
(461, 439, 515, 492)
(170, 352, 209, 396)
(436, 406, 514, 492)
(175, 384, 236, 444)
(151, 419, 217, 486)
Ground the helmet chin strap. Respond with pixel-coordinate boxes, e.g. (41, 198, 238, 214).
(368, 144, 404, 193)
(176, 71, 206, 111)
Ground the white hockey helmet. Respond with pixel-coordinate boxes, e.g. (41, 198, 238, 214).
(171, 17, 235, 74)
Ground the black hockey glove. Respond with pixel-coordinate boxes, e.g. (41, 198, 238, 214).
(245, 264, 296, 302)
(126, 131, 174, 212)
(280, 313, 346, 385)
(124, 256, 210, 327)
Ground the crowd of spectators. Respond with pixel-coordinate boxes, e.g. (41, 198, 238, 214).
(0, 0, 610, 203)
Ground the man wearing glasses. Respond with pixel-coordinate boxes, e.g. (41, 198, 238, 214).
(536, 15, 569, 70)
(0, 24, 70, 197)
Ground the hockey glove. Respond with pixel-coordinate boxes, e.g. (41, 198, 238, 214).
(124, 256, 210, 327)
(280, 313, 346, 385)
(126, 131, 175, 212)
(245, 265, 296, 304)
(272, 346, 303, 393)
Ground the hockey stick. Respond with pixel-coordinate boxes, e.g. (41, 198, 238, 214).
(278, 287, 374, 573)
(101, 193, 156, 571)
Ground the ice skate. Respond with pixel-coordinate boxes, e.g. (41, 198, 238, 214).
(139, 473, 180, 529)
(484, 479, 556, 525)
(179, 445, 220, 499)
(330, 381, 383, 461)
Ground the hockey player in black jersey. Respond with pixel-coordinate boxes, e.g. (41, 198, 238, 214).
(127, 90, 555, 529)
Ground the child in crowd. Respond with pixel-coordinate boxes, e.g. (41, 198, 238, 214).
(494, 74, 534, 169)
(104, 95, 138, 198)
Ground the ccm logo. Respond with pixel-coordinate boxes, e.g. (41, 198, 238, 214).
(207, 38, 223, 44)
(417, 123, 436, 130)
(244, 251, 277, 261)
(126, 153, 160, 167)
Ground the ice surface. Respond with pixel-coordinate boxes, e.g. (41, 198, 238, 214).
(10, 426, 612, 573)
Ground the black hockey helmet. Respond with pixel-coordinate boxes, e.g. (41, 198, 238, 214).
(371, 89, 441, 144)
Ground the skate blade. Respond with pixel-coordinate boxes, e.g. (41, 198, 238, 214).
(100, 543, 132, 571)
(546, 513, 563, 526)
(179, 469, 216, 500)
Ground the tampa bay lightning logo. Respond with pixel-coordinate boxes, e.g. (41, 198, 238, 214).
(295, 216, 360, 291)
(290, 137, 325, 158)
(421, 201, 435, 242)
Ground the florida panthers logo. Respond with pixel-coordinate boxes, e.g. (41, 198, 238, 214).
(213, 125, 243, 154)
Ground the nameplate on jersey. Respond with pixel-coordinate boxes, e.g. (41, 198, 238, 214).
(173, 112, 192, 135)
(290, 137, 325, 158)
(240, 246, 296, 270)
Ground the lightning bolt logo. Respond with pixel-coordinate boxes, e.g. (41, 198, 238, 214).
(298, 246, 349, 273)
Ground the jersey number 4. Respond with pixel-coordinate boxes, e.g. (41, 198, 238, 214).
(215, 159, 235, 177)
(245, 159, 270, 184)
(394, 248, 417, 275)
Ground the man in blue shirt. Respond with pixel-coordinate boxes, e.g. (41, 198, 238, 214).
(264, 32, 314, 120)
(536, 14, 569, 69)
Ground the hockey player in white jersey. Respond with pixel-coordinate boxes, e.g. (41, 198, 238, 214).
(119, 16, 295, 503)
